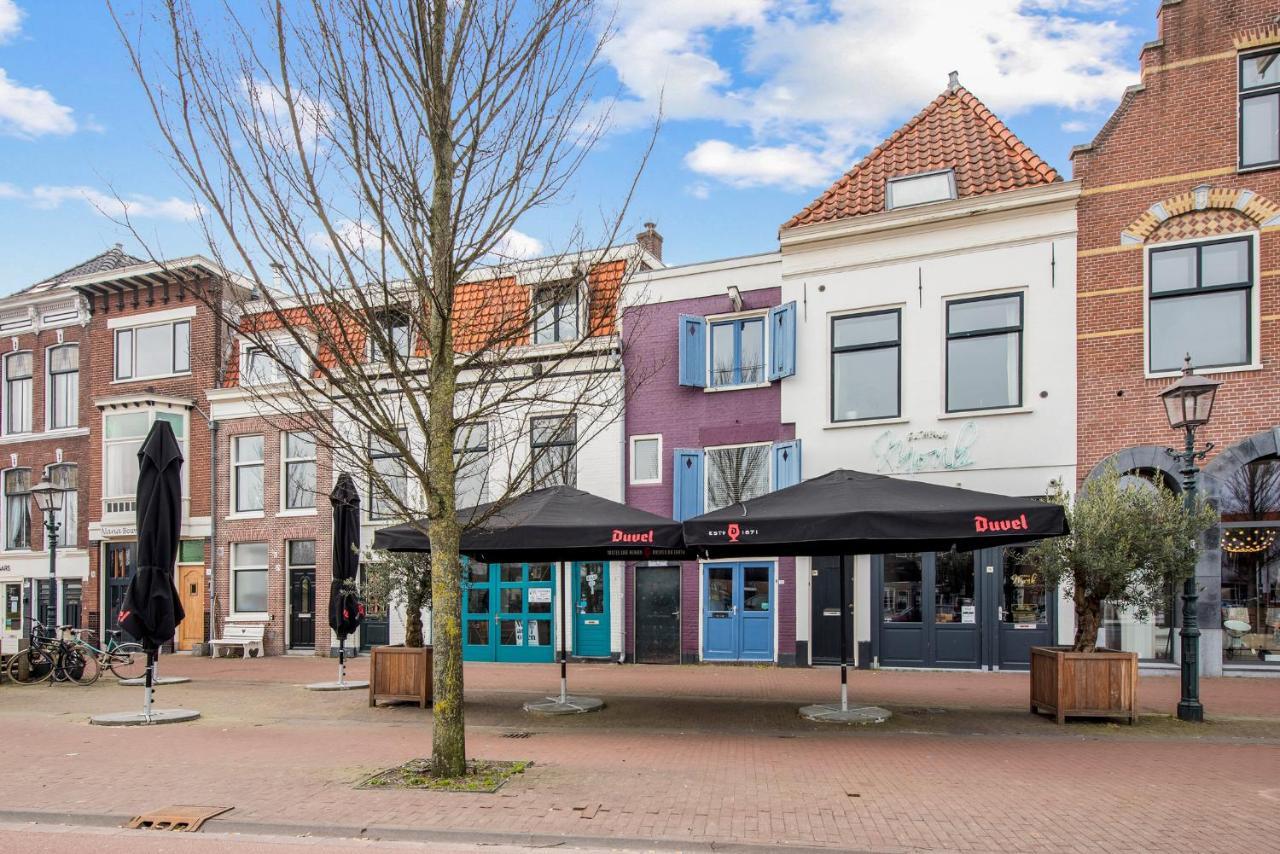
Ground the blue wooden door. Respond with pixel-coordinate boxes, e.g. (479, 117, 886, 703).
(702, 563, 774, 661)
(462, 561, 496, 662)
(572, 561, 610, 658)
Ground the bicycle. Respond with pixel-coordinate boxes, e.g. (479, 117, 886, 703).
(75, 629, 147, 681)
(5, 622, 100, 686)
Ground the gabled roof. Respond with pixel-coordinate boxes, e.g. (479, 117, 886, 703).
(783, 79, 1061, 230)
(25, 245, 145, 293)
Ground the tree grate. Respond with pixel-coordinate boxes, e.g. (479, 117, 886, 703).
(502, 731, 534, 739)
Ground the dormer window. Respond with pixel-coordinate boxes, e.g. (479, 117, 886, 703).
(532, 283, 579, 345)
(886, 169, 956, 210)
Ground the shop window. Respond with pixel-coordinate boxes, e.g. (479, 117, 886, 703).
(4, 351, 31, 435)
(1148, 237, 1252, 373)
(1001, 548, 1046, 624)
(676, 303, 795, 388)
(114, 319, 190, 380)
(882, 553, 923, 623)
(934, 550, 976, 624)
(232, 435, 265, 513)
(1240, 49, 1280, 169)
(1218, 456, 1280, 664)
(47, 344, 78, 429)
(453, 422, 489, 508)
(531, 283, 579, 344)
(232, 542, 268, 613)
(530, 416, 575, 488)
(886, 169, 956, 209)
(282, 431, 317, 510)
(945, 293, 1022, 412)
(47, 463, 77, 548)
(368, 429, 409, 519)
(831, 309, 900, 422)
(61, 579, 82, 629)
(3, 468, 30, 551)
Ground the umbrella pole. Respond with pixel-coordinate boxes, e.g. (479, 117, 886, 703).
(338, 637, 345, 687)
(839, 559, 849, 713)
(559, 560, 568, 704)
(143, 648, 156, 722)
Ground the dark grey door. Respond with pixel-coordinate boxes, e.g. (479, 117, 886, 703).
(634, 565, 680, 664)
(810, 555, 853, 665)
(991, 546, 1053, 670)
(875, 551, 982, 669)
(105, 542, 136, 642)
(289, 569, 316, 649)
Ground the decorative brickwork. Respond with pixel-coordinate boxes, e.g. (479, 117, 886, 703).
(1148, 208, 1257, 242)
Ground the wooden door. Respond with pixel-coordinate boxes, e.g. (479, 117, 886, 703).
(176, 565, 205, 651)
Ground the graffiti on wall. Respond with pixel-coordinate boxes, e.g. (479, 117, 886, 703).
(871, 421, 978, 474)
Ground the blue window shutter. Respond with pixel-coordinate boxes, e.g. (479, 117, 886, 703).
(772, 440, 801, 490)
(768, 301, 797, 380)
(672, 449, 704, 521)
(677, 315, 707, 387)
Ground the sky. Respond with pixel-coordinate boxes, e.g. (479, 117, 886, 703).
(0, 0, 1154, 294)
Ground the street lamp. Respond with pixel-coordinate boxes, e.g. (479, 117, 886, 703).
(30, 478, 63, 634)
(1158, 355, 1221, 723)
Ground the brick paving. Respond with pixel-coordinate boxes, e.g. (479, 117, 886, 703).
(1, 656, 1278, 852)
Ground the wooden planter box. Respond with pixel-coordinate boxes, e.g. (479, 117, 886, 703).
(1030, 646, 1138, 724)
(369, 645, 432, 709)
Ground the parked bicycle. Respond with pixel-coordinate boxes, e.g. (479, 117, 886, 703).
(75, 629, 147, 681)
(5, 621, 100, 686)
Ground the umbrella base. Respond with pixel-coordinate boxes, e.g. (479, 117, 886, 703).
(89, 708, 201, 727)
(799, 703, 892, 724)
(522, 695, 605, 715)
(117, 675, 191, 686)
(305, 680, 370, 691)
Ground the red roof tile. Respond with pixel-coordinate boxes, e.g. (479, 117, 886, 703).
(783, 84, 1060, 229)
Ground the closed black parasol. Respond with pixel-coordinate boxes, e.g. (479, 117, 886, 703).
(118, 420, 185, 651)
(328, 473, 365, 686)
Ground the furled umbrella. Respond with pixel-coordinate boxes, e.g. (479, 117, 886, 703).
(313, 473, 366, 690)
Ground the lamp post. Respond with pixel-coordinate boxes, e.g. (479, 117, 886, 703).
(1158, 355, 1222, 723)
(30, 478, 64, 633)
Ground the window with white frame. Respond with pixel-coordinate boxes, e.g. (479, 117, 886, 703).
(1148, 237, 1253, 373)
(886, 169, 956, 209)
(1240, 49, 1280, 169)
(282, 431, 317, 510)
(368, 429, 409, 519)
(705, 444, 770, 513)
(4, 352, 32, 434)
(453, 422, 489, 509)
(532, 283, 579, 344)
(3, 468, 30, 550)
(103, 409, 186, 514)
(530, 415, 575, 488)
(243, 339, 307, 386)
(629, 435, 661, 484)
(232, 542, 268, 613)
(47, 345, 78, 429)
(710, 316, 765, 387)
(47, 463, 77, 549)
(114, 320, 190, 380)
(945, 293, 1023, 412)
(369, 309, 412, 363)
(232, 435, 265, 514)
(831, 309, 900, 422)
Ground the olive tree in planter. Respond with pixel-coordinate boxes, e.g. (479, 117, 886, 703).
(364, 552, 433, 708)
(1022, 466, 1217, 723)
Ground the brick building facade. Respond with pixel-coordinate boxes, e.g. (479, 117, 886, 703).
(1074, 0, 1280, 672)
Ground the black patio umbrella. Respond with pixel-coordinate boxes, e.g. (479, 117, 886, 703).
(683, 469, 1068, 719)
(328, 473, 365, 686)
(374, 485, 689, 710)
(117, 419, 184, 718)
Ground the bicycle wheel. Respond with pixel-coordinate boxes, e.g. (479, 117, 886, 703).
(64, 647, 101, 686)
(108, 643, 147, 680)
(6, 647, 53, 685)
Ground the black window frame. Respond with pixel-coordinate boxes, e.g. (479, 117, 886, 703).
(531, 282, 580, 345)
(1239, 48, 1280, 170)
(369, 308, 413, 363)
(1147, 235, 1254, 374)
(530, 415, 576, 488)
(830, 308, 902, 423)
(944, 292, 1024, 414)
(367, 428, 409, 519)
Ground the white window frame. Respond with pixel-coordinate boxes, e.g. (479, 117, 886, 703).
(629, 434, 663, 485)
(101, 406, 188, 518)
(45, 462, 77, 549)
(885, 168, 957, 210)
(231, 541, 270, 616)
(1, 467, 31, 552)
(702, 441, 772, 513)
(3, 351, 33, 436)
(280, 430, 317, 514)
(240, 334, 310, 387)
(46, 343, 79, 430)
(231, 434, 266, 516)
(1142, 233, 1262, 379)
(113, 319, 192, 381)
(453, 421, 490, 509)
(703, 308, 770, 391)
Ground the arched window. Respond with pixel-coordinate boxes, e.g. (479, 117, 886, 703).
(47, 345, 79, 429)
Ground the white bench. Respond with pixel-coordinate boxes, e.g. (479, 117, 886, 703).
(209, 624, 266, 659)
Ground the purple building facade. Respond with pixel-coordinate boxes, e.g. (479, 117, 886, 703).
(621, 252, 801, 665)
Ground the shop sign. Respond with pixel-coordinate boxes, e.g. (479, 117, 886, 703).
(961, 605, 976, 624)
(528, 588, 552, 604)
(872, 421, 978, 475)
(100, 525, 136, 538)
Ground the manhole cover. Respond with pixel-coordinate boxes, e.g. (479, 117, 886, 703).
(128, 805, 233, 832)
(502, 731, 534, 739)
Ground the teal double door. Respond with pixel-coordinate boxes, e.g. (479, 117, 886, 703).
(462, 561, 610, 662)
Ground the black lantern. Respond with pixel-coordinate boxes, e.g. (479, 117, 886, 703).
(1159, 356, 1221, 431)
(30, 479, 63, 515)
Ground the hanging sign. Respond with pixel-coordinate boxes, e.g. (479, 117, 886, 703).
(528, 588, 552, 604)
(871, 421, 978, 474)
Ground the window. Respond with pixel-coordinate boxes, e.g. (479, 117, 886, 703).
(454, 422, 489, 509)
(4, 352, 31, 434)
(179, 540, 205, 563)
(368, 429, 409, 519)
(705, 444, 770, 513)
(532, 283, 579, 344)
(232, 435, 265, 514)
(114, 320, 191, 380)
(3, 468, 30, 550)
(831, 310, 900, 422)
(530, 415, 575, 488)
(47, 345, 78, 429)
(287, 538, 315, 588)
(1240, 49, 1280, 168)
(243, 339, 307, 386)
(104, 410, 186, 514)
(47, 463, 77, 549)
(710, 317, 765, 387)
(886, 170, 956, 209)
(232, 542, 268, 613)
(945, 293, 1023, 412)
(1148, 237, 1253, 373)
(282, 431, 317, 510)
(369, 310, 412, 362)
(630, 435, 661, 485)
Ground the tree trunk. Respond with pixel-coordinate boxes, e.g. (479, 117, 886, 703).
(1073, 586, 1103, 653)
(404, 582, 426, 649)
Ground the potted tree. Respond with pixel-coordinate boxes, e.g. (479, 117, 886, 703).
(1023, 465, 1217, 724)
(364, 551, 433, 708)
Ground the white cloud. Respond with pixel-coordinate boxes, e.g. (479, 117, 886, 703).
(307, 218, 383, 254)
(491, 229, 544, 260)
(0, 183, 199, 221)
(684, 140, 839, 190)
(242, 77, 332, 151)
(0, 66, 75, 138)
(1060, 119, 1090, 133)
(0, 1, 21, 43)
(604, 0, 1139, 190)
(686, 182, 712, 200)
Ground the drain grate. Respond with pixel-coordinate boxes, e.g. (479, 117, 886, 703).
(502, 731, 534, 739)
(128, 805, 233, 832)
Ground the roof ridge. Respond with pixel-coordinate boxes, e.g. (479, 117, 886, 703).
(23, 245, 147, 293)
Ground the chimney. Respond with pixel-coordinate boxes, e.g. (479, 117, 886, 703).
(947, 70, 960, 93)
(635, 222, 663, 263)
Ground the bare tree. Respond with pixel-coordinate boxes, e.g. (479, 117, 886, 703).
(111, 0, 656, 776)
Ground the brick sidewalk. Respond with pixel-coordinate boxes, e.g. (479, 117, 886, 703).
(1, 657, 1278, 852)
